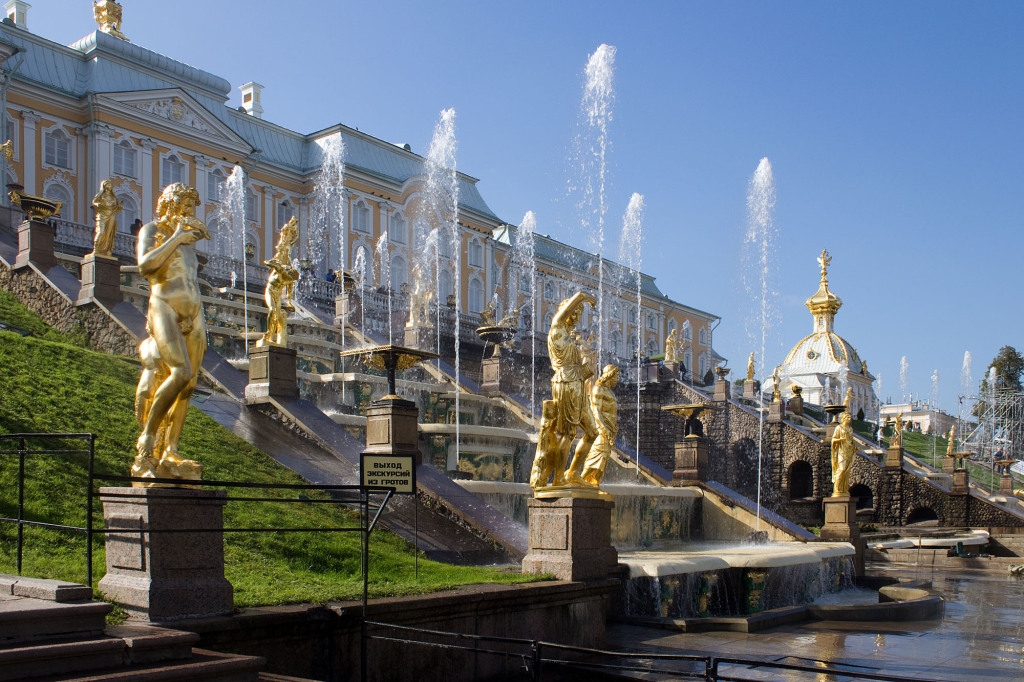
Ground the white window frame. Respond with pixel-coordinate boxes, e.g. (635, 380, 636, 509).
(390, 212, 407, 244)
(160, 152, 185, 188)
(467, 238, 483, 268)
(468, 276, 484, 314)
(115, 189, 140, 233)
(43, 126, 73, 170)
(351, 199, 371, 233)
(112, 138, 137, 179)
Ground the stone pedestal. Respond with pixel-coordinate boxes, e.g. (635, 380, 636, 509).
(884, 445, 904, 468)
(788, 392, 804, 416)
(334, 292, 351, 327)
(364, 397, 421, 463)
(820, 495, 863, 574)
(713, 377, 730, 401)
(15, 218, 56, 270)
(1000, 474, 1014, 495)
(768, 400, 785, 421)
(98, 487, 232, 622)
(662, 360, 680, 382)
(672, 437, 708, 486)
(951, 469, 970, 495)
(480, 354, 516, 396)
(245, 345, 298, 403)
(942, 456, 956, 474)
(522, 496, 617, 581)
(403, 325, 435, 352)
(742, 379, 760, 400)
(77, 253, 122, 306)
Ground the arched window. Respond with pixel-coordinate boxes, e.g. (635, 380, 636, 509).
(667, 318, 677, 334)
(43, 184, 72, 220)
(699, 327, 708, 345)
(44, 128, 71, 169)
(683, 349, 692, 374)
(207, 168, 226, 202)
(468, 277, 484, 314)
(699, 353, 709, 381)
(439, 269, 454, 304)
(682, 320, 692, 342)
(351, 200, 371, 233)
(646, 338, 658, 355)
(438, 229, 453, 258)
(628, 335, 638, 359)
(160, 153, 184, 188)
(390, 213, 407, 244)
(391, 254, 408, 289)
(610, 330, 622, 357)
(544, 313, 554, 333)
(113, 139, 136, 178)
(544, 281, 556, 301)
(245, 189, 259, 223)
(468, 239, 483, 267)
(116, 193, 139, 233)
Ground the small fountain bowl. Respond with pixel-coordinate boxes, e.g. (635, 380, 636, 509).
(9, 190, 61, 220)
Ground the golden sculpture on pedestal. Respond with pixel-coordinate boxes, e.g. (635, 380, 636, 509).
(89, 179, 122, 258)
(746, 352, 755, 381)
(132, 183, 210, 487)
(1, 139, 12, 160)
(890, 412, 904, 449)
(830, 411, 855, 496)
(580, 365, 620, 486)
(947, 424, 956, 455)
(529, 292, 615, 496)
(405, 263, 435, 330)
(93, 0, 128, 41)
(771, 364, 781, 402)
(664, 328, 677, 363)
(258, 217, 299, 347)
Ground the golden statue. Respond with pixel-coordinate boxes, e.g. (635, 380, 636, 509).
(529, 292, 600, 491)
(844, 386, 853, 410)
(771, 364, 781, 402)
(93, 0, 128, 41)
(830, 411, 855, 496)
(947, 424, 956, 455)
(890, 412, 904, 449)
(406, 265, 435, 329)
(132, 183, 210, 486)
(90, 179, 122, 258)
(0, 139, 12, 161)
(746, 352, 755, 381)
(479, 300, 497, 326)
(665, 328, 677, 363)
(258, 217, 299, 347)
(580, 365, 620, 486)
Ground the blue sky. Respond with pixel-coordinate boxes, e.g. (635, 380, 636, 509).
(32, 1, 1024, 415)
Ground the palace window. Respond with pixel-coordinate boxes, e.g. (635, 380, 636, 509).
(699, 327, 707, 345)
(468, 239, 483, 267)
(117, 193, 139, 232)
(44, 129, 71, 169)
(207, 168, 226, 202)
(390, 213, 407, 244)
(277, 201, 292, 229)
(646, 312, 656, 330)
(245, 189, 259, 222)
(113, 140, 136, 178)
(43, 184, 71, 219)
(468, 277, 484, 314)
(351, 200, 370, 233)
(439, 268, 454, 303)
(544, 281, 556, 301)
(391, 254, 408, 289)
(160, 154, 184, 188)
(682, 320, 692, 342)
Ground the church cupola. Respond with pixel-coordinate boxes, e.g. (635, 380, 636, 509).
(805, 249, 842, 333)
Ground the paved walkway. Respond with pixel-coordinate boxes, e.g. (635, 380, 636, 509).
(606, 562, 1024, 680)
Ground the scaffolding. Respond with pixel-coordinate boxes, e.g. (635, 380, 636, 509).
(960, 387, 1024, 460)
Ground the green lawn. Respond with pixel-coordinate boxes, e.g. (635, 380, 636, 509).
(0, 291, 542, 607)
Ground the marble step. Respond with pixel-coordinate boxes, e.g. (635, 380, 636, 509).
(0, 596, 111, 646)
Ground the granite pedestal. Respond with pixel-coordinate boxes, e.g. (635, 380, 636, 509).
(951, 469, 970, 495)
(942, 456, 956, 475)
(244, 345, 298, 403)
(522, 496, 617, 581)
(884, 445, 904, 468)
(15, 217, 56, 270)
(364, 397, 421, 462)
(481, 354, 518, 396)
(672, 437, 708, 486)
(820, 495, 863, 574)
(1000, 474, 1014, 495)
(403, 325, 435, 352)
(742, 379, 760, 400)
(77, 253, 123, 306)
(713, 377, 730, 401)
(98, 487, 232, 622)
(768, 400, 785, 421)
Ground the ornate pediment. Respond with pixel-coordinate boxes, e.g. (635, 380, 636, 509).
(127, 96, 211, 133)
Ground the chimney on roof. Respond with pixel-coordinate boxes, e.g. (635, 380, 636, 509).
(238, 82, 264, 119)
(4, 0, 29, 29)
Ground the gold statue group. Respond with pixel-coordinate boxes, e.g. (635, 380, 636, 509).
(529, 292, 620, 493)
(125, 181, 298, 487)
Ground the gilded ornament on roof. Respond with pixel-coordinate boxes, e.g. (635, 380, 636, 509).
(93, 0, 128, 42)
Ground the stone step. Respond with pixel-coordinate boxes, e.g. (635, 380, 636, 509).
(0, 626, 198, 680)
(27, 649, 264, 681)
(0, 596, 112, 646)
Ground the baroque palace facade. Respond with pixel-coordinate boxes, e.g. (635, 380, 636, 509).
(0, 3, 721, 375)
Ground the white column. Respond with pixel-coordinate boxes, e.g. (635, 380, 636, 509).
(139, 138, 156, 217)
(93, 124, 113, 185)
(21, 110, 38, 194)
(263, 188, 275, 260)
(193, 154, 210, 220)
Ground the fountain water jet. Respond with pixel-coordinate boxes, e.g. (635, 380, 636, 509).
(899, 355, 910, 403)
(310, 134, 347, 393)
(741, 157, 778, 528)
(571, 44, 616, 359)
(617, 193, 645, 480)
(215, 165, 249, 355)
(374, 231, 391, 345)
(511, 211, 537, 420)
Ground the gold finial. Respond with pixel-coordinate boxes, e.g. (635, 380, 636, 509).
(817, 249, 831, 284)
(94, 0, 129, 42)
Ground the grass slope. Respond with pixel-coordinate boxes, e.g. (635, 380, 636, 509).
(0, 291, 538, 606)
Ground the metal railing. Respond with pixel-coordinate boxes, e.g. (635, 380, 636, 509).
(364, 620, 935, 681)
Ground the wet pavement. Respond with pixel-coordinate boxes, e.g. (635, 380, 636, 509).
(606, 562, 1024, 680)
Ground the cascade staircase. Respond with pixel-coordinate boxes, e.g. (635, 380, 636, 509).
(0, 575, 266, 681)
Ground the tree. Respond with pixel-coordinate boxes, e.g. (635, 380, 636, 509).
(987, 346, 1024, 391)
